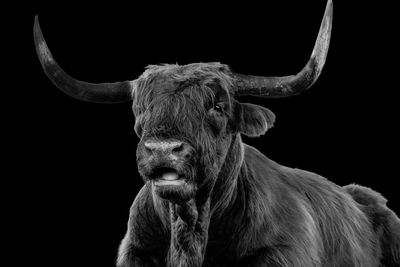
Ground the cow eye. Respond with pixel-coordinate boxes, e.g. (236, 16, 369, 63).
(213, 104, 223, 113)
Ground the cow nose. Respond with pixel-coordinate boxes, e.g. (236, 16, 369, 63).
(144, 140, 190, 158)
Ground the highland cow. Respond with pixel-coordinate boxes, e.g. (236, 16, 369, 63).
(34, 0, 400, 266)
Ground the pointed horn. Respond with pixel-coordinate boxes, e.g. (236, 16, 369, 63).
(234, 0, 333, 97)
(33, 16, 135, 104)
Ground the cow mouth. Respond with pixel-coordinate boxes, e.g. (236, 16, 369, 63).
(150, 167, 186, 186)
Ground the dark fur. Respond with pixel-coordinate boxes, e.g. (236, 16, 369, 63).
(117, 63, 400, 267)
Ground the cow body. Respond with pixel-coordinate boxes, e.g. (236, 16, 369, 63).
(33, 0, 400, 265)
(117, 138, 400, 267)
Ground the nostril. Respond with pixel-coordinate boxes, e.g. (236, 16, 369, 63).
(172, 144, 184, 153)
(144, 144, 153, 154)
(184, 152, 191, 160)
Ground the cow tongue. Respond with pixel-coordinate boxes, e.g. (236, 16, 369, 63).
(161, 172, 178, 181)
(154, 172, 185, 186)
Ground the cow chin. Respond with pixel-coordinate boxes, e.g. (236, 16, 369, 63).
(150, 164, 219, 204)
(141, 164, 198, 204)
(152, 180, 196, 204)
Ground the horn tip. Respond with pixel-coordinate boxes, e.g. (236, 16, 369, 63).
(33, 15, 43, 45)
(327, 0, 333, 16)
(33, 16, 55, 65)
(33, 15, 40, 36)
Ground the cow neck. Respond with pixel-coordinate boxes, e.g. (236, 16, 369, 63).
(166, 198, 210, 267)
(164, 134, 244, 267)
(209, 133, 244, 220)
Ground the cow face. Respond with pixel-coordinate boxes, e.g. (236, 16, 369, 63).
(133, 63, 275, 203)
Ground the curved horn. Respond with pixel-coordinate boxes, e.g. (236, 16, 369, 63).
(33, 16, 134, 104)
(233, 0, 333, 98)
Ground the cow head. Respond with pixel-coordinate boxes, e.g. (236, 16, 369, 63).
(131, 63, 278, 204)
(34, 0, 332, 204)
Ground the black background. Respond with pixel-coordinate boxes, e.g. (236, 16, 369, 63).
(12, 1, 399, 266)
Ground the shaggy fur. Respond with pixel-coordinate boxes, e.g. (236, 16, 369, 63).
(117, 63, 400, 267)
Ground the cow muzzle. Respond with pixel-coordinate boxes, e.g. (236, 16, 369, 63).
(139, 139, 194, 186)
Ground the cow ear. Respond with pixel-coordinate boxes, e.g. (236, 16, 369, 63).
(236, 102, 275, 137)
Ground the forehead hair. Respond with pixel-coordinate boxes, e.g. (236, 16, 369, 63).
(133, 62, 234, 115)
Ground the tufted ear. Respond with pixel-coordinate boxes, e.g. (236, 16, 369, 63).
(235, 102, 275, 137)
